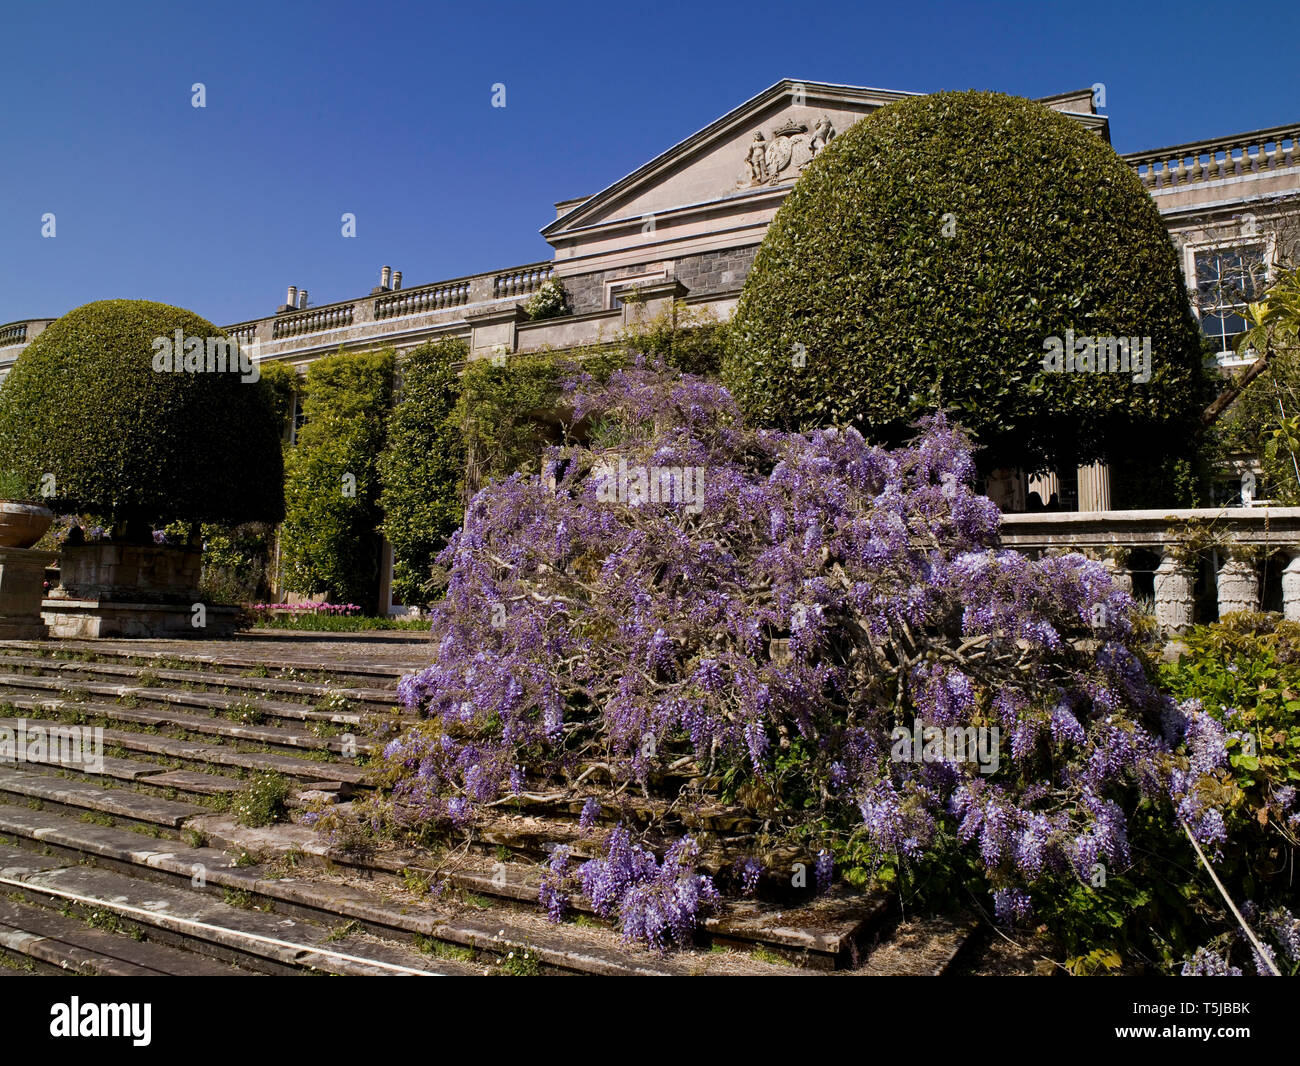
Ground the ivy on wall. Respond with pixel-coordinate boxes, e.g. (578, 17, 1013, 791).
(379, 338, 467, 607)
(280, 348, 394, 612)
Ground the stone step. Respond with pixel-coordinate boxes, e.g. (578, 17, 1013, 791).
(0, 654, 400, 711)
(187, 811, 888, 969)
(1, 718, 366, 790)
(0, 639, 424, 688)
(0, 802, 788, 976)
(0, 671, 368, 727)
(0, 763, 208, 828)
(855, 914, 982, 976)
(0, 895, 252, 976)
(0, 844, 461, 976)
(0, 695, 369, 756)
(98, 724, 367, 786)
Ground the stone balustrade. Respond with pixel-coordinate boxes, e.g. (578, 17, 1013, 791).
(493, 264, 554, 299)
(1000, 506, 1300, 631)
(374, 280, 471, 319)
(271, 303, 356, 340)
(224, 321, 258, 347)
(0, 322, 28, 347)
(1125, 124, 1300, 190)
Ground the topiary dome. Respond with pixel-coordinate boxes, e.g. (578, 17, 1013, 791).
(723, 90, 1210, 474)
(0, 299, 284, 529)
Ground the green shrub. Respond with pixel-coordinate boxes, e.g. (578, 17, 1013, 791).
(619, 301, 727, 377)
(378, 338, 466, 607)
(454, 348, 626, 499)
(0, 300, 284, 527)
(280, 349, 394, 612)
(724, 91, 1211, 479)
(524, 278, 570, 321)
(232, 772, 291, 827)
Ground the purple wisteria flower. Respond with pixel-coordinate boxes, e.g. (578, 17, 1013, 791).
(366, 359, 1234, 944)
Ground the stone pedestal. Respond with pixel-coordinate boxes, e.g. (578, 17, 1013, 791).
(42, 542, 238, 638)
(0, 547, 59, 639)
(1283, 554, 1300, 623)
(1102, 551, 1133, 595)
(1216, 554, 1260, 617)
(1154, 551, 1196, 631)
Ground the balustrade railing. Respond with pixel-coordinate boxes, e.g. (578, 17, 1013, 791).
(271, 304, 354, 340)
(0, 322, 29, 347)
(374, 281, 470, 319)
(493, 264, 553, 299)
(1126, 124, 1300, 190)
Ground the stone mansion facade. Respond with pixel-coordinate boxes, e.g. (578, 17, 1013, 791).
(3, 79, 1299, 618)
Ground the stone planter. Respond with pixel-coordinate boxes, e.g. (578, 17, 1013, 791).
(0, 501, 54, 549)
(43, 540, 238, 638)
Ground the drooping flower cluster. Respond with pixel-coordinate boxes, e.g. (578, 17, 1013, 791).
(544, 827, 719, 952)
(382, 359, 1230, 932)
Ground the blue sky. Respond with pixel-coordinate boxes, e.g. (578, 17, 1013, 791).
(2, 0, 1296, 326)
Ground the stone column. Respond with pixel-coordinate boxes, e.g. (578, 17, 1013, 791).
(984, 468, 1028, 513)
(1154, 549, 1196, 631)
(1077, 462, 1112, 512)
(1028, 470, 1061, 509)
(0, 547, 59, 639)
(1216, 552, 1260, 617)
(1282, 553, 1300, 622)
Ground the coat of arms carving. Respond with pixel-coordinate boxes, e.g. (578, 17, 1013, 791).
(738, 114, 836, 188)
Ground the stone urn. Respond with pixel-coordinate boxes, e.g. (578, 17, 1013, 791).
(0, 501, 54, 549)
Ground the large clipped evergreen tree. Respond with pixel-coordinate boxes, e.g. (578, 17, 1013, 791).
(723, 91, 1212, 482)
(0, 299, 284, 530)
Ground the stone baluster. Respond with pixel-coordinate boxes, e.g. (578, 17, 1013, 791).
(1154, 550, 1196, 632)
(1216, 552, 1260, 618)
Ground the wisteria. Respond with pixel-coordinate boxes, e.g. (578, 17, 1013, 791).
(564, 827, 720, 951)
(380, 359, 1232, 942)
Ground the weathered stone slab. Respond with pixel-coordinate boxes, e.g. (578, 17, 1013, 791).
(0, 764, 206, 826)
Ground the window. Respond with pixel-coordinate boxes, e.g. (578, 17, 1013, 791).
(605, 270, 665, 310)
(1193, 243, 1268, 361)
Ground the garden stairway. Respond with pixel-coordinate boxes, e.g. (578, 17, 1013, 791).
(0, 634, 993, 976)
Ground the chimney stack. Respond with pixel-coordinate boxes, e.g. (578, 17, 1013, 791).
(381, 265, 392, 290)
(392, 270, 402, 290)
(298, 290, 308, 310)
(286, 285, 298, 309)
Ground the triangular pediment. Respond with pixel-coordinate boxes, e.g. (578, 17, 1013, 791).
(542, 80, 1107, 246)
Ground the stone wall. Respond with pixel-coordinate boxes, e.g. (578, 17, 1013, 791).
(674, 245, 757, 297)
(561, 245, 757, 317)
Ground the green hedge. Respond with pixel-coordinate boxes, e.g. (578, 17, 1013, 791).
(379, 338, 467, 607)
(280, 349, 394, 612)
(723, 91, 1210, 476)
(0, 300, 284, 527)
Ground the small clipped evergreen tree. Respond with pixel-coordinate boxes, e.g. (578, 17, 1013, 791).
(0, 299, 284, 531)
(724, 91, 1211, 480)
(379, 337, 467, 607)
(280, 349, 394, 612)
